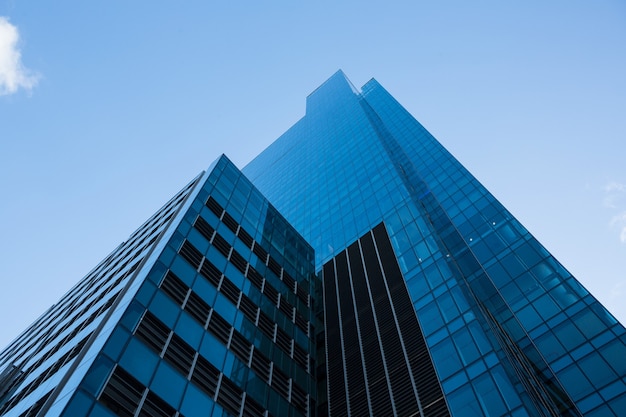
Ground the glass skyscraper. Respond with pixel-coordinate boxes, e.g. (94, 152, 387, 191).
(1, 71, 625, 417)
(0, 156, 317, 417)
(244, 71, 626, 417)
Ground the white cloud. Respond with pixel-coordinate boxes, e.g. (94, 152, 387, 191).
(603, 181, 626, 242)
(610, 212, 626, 243)
(603, 195, 617, 209)
(0, 16, 39, 95)
(609, 212, 626, 227)
(604, 182, 626, 193)
(610, 281, 625, 299)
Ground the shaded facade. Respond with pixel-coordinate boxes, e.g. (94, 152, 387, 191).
(1, 71, 625, 417)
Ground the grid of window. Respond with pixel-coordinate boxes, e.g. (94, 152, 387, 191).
(15, 389, 52, 417)
(178, 235, 310, 349)
(177, 240, 310, 372)
(203, 196, 310, 306)
(155, 273, 310, 411)
(0, 283, 123, 415)
(0, 333, 92, 416)
(0, 174, 201, 416)
(132, 309, 308, 416)
(99, 366, 179, 417)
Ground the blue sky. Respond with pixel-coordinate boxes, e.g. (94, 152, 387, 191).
(0, 1, 625, 349)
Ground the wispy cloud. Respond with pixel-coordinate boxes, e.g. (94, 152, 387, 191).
(610, 281, 625, 300)
(0, 16, 39, 96)
(604, 181, 626, 243)
(603, 195, 617, 209)
(604, 182, 626, 193)
(610, 212, 626, 243)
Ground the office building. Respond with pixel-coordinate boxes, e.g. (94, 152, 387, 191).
(1, 71, 625, 417)
(0, 156, 317, 417)
(244, 71, 626, 417)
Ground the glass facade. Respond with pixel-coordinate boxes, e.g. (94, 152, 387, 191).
(1, 71, 625, 417)
(0, 155, 316, 417)
(0, 173, 201, 417)
(244, 71, 626, 417)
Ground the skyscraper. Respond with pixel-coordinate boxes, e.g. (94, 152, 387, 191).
(243, 71, 626, 417)
(0, 156, 317, 417)
(1, 71, 625, 417)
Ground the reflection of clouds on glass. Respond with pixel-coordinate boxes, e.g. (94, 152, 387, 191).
(0, 16, 40, 96)
(603, 181, 626, 243)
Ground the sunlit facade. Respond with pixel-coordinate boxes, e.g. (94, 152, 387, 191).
(244, 71, 626, 417)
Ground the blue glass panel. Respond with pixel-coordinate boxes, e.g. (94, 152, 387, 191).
(175, 311, 204, 349)
(600, 380, 626, 403)
(554, 320, 585, 351)
(186, 227, 210, 254)
(61, 389, 95, 417)
(81, 355, 114, 396)
(578, 353, 616, 389)
(206, 246, 228, 271)
(180, 383, 215, 417)
(609, 392, 626, 416)
(120, 338, 159, 386)
(213, 293, 236, 323)
(224, 263, 245, 288)
(423, 262, 444, 290)
(430, 337, 462, 380)
(534, 331, 564, 362)
(550, 284, 578, 308)
(192, 274, 217, 305)
(149, 291, 180, 329)
(473, 373, 506, 416)
(246, 375, 269, 407)
(599, 339, 626, 375)
(199, 331, 227, 367)
(574, 309, 605, 339)
(516, 304, 542, 331)
(102, 326, 131, 362)
(88, 403, 118, 417)
(135, 280, 157, 307)
(442, 370, 468, 393)
(491, 365, 522, 409)
(418, 300, 444, 336)
(159, 247, 178, 268)
(500, 253, 526, 279)
(452, 328, 480, 365)
(169, 256, 198, 287)
(586, 404, 614, 417)
(447, 384, 482, 417)
(533, 294, 559, 321)
(466, 359, 486, 379)
(146, 261, 168, 285)
(468, 321, 492, 355)
(151, 361, 187, 409)
(119, 300, 145, 331)
(437, 292, 459, 323)
(578, 393, 603, 414)
(558, 363, 594, 400)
